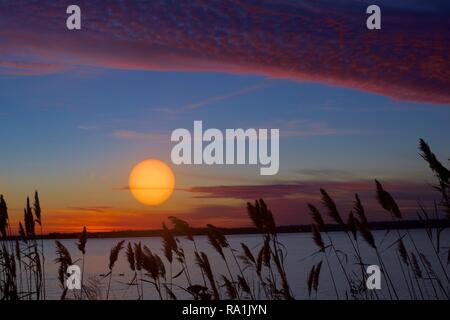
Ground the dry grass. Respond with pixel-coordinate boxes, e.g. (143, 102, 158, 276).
(1, 139, 449, 300)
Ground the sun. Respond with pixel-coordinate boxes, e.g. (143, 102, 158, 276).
(128, 159, 175, 206)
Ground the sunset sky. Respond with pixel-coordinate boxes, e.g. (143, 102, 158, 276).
(0, 0, 449, 232)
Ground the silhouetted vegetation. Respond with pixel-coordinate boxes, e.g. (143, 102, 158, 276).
(1, 139, 449, 300)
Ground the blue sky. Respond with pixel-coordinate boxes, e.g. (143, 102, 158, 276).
(0, 1, 449, 231)
(1, 69, 449, 231)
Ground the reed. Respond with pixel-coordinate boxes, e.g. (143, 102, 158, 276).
(77, 226, 87, 299)
(161, 222, 177, 297)
(125, 242, 140, 299)
(168, 216, 205, 286)
(307, 260, 322, 299)
(0, 193, 46, 300)
(308, 204, 349, 298)
(1, 138, 449, 301)
(141, 245, 165, 300)
(247, 199, 293, 300)
(106, 240, 125, 300)
(195, 251, 220, 299)
(54, 240, 72, 300)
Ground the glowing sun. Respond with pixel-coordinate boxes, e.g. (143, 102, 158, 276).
(129, 159, 175, 206)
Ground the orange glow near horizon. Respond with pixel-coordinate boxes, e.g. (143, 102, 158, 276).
(6, 207, 252, 234)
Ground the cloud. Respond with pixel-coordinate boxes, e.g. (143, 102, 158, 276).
(279, 120, 379, 137)
(67, 206, 112, 213)
(150, 82, 271, 116)
(187, 180, 436, 201)
(8, 204, 249, 232)
(182, 82, 271, 110)
(186, 180, 439, 223)
(0, 1, 449, 104)
(297, 169, 361, 181)
(188, 184, 304, 199)
(112, 118, 365, 144)
(174, 204, 251, 227)
(0, 60, 72, 75)
(7, 179, 440, 233)
(77, 125, 97, 130)
(112, 130, 168, 142)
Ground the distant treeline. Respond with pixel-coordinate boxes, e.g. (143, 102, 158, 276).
(25, 219, 448, 240)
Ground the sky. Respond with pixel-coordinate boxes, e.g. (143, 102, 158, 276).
(0, 0, 449, 232)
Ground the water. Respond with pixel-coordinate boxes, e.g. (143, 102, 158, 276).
(36, 230, 449, 300)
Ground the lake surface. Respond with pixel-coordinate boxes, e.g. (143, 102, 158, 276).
(37, 230, 449, 300)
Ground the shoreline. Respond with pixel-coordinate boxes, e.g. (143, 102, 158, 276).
(3, 219, 446, 240)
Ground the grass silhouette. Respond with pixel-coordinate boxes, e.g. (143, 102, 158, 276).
(0, 139, 449, 300)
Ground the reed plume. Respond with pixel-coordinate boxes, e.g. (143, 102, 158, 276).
(33, 191, 41, 226)
(353, 194, 368, 225)
(307, 260, 323, 298)
(222, 275, 237, 299)
(205, 225, 241, 296)
(376, 180, 440, 297)
(419, 139, 450, 185)
(195, 251, 219, 300)
(208, 224, 250, 298)
(125, 242, 141, 299)
(106, 240, 125, 299)
(207, 224, 239, 296)
(109, 240, 125, 271)
(239, 242, 269, 299)
(133, 242, 144, 298)
(164, 284, 177, 300)
(24, 198, 35, 239)
(169, 216, 208, 286)
(320, 189, 344, 225)
(311, 224, 325, 252)
(0, 195, 8, 239)
(347, 212, 357, 241)
(142, 245, 159, 279)
(237, 275, 251, 297)
(247, 199, 276, 234)
(77, 227, 87, 255)
(355, 217, 399, 299)
(308, 204, 325, 229)
(162, 222, 177, 263)
(420, 139, 450, 219)
(313, 261, 323, 293)
(134, 242, 143, 271)
(411, 253, 423, 279)
(126, 242, 135, 271)
(77, 226, 87, 299)
(33, 191, 46, 299)
(240, 243, 256, 266)
(355, 219, 376, 249)
(398, 239, 409, 265)
(168, 216, 193, 241)
(141, 246, 164, 299)
(18, 223, 26, 243)
(54, 241, 72, 270)
(375, 180, 402, 219)
(248, 200, 292, 299)
(207, 229, 225, 260)
(54, 240, 72, 300)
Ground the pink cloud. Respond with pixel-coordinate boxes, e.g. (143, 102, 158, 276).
(186, 180, 441, 224)
(0, 60, 72, 75)
(0, 1, 448, 104)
